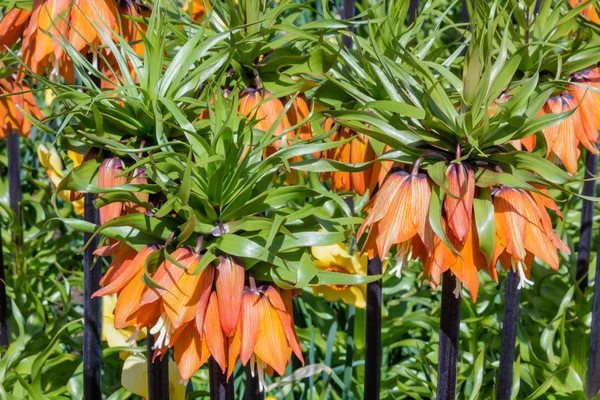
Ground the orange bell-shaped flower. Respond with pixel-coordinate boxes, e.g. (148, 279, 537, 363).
(214, 256, 245, 337)
(98, 157, 128, 225)
(538, 92, 598, 174)
(231, 280, 304, 391)
(444, 163, 475, 243)
(491, 186, 570, 288)
(358, 170, 434, 260)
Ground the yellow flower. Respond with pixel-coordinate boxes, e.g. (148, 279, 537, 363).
(37, 144, 84, 215)
(121, 353, 187, 400)
(102, 294, 146, 359)
(311, 243, 368, 308)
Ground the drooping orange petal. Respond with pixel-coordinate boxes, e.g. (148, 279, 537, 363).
(114, 268, 145, 329)
(194, 265, 215, 338)
(67, 0, 119, 52)
(32, 0, 69, 65)
(0, 8, 31, 50)
(376, 176, 416, 258)
(253, 294, 289, 376)
(227, 325, 241, 380)
(203, 292, 227, 373)
(98, 157, 128, 225)
(494, 188, 527, 260)
(357, 171, 408, 240)
(239, 290, 262, 365)
(215, 256, 245, 337)
(173, 323, 211, 382)
(98, 242, 137, 286)
(93, 244, 160, 297)
(444, 163, 475, 243)
(448, 220, 486, 301)
(162, 259, 207, 329)
(139, 247, 196, 305)
(265, 286, 304, 364)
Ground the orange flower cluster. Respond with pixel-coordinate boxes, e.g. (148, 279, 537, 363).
(358, 166, 570, 301)
(0, 77, 43, 139)
(0, 0, 148, 83)
(94, 246, 304, 387)
(93, 156, 304, 386)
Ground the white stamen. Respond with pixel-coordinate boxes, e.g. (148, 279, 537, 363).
(179, 379, 188, 386)
(125, 329, 142, 346)
(512, 259, 534, 290)
(149, 313, 173, 350)
(389, 242, 413, 278)
(453, 280, 462, 299)
(248, 355, 267, 392)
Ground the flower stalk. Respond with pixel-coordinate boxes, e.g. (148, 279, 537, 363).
(0, 224, 7, 347)
(364, 256, 382, 400)
(209, 357, 233, 400)
(576, 150, 598, 292)
(245, 365, 264, 400)
(7, 129, 22, 252)
(587, 225, 600, 398)
(436, 271, 462, 400)
(83, 193, 102, 400)
(496, 269, 521, 400)
(147, 335, 170, 400)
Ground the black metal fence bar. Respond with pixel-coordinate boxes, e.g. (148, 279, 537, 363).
(496, 269, 521, 400)
(209, 358, 233, 400)
(0, 224, 7, 347)
(587, 220, 600, 398)
(83, 194, 102, 399)
(246, 365, 264, 400)
(437, 271, 462, 400)
(146, 335, 170, 400)
(7, 130, 21, 252)
(576, 151, 598, 292)
(343, 0, 355, 48)
(364, 256, 382, 400)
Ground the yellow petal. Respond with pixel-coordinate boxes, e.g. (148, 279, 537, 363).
(121, 354, 149, 398)
(47, 148, 63, 175)
(37, 144, 50, 168)
(168, 362, 187, 400)
(313, 285, 366, 309)
(103, 317, 132, 348)
(67, 150, 84, 167)
(311, 243, 347, 265)
(102, 294, 118, 319)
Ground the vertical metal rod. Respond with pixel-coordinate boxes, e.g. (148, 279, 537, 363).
(245, 365, 264, 400)
(496, 269, 521, 400)
(0, 224, 7, 347)
(83, 194, 102, 399)
(364, 256, 382, 400)
(408, 0, 419, 23)
(576, 151, 598, 292)
(436, 271, 462, 400)
(461, 0, 469, 23)
(586, 216, 600, 399)
(147, 335, 170, 400)
(7, 129, 22, 252)
(209, 358, 233, 400)
(342, 0, 355, 49)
